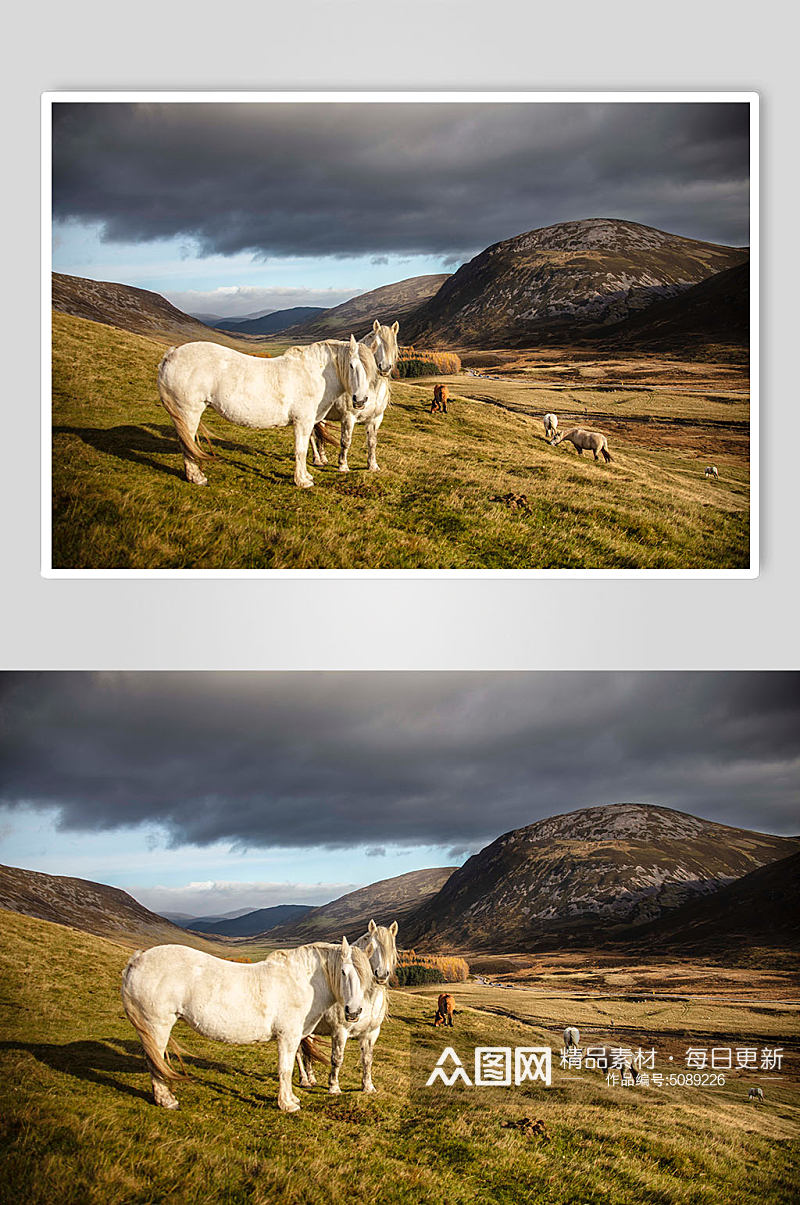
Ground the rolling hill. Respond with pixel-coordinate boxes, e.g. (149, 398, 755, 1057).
(403, 804, 799, 953)
(265, 867, 456, 944)
(184, 903, 314, 936)
(214, 306, 327, 335)
(595, 261, 749, 353)
(52, 273, 248, 347)
(403, 219, 748, 348)
(284, 274, 451, 340)
(622, 849, 800, 954)
(0, 862, 211, 948)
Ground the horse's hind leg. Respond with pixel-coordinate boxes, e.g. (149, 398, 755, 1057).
(310, 429, 328, 468)
(277, 1035, 302, 1112)
(295, 1045, 316, 1088)
(146, 1018, 181, 1109)
(338, 414, 356, 473)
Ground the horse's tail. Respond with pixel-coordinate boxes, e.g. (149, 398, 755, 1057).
(602, 444, 612, 462)
(313, 421, 338, 447)
(121, 963, 190, 1084)
(157, 351, 215, 463)
(301, 1036, 329, 1065)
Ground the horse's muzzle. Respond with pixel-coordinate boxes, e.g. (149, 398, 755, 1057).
(344, 1006, 362, 1021)
(352, 395, 367, 410)
(375, 974, 389, 985)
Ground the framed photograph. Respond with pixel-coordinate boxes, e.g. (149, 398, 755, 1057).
(43, 93, 757, 576)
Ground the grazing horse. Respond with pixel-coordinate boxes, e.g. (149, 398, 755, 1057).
(553, 427, 613, 462)
(705, 465, 719, 480)
(543, 413, 558, 442)
(310, 320, 400, 472)
(431, 383, 449, 414)
(434, 993, 455, 1027)
(748, 1086, 764, 1103)
(563, 1026, 580, 1050)
(295, 920, 398, 1094)
(158, 335, 379, 488)
(121, 937, 373, 1113)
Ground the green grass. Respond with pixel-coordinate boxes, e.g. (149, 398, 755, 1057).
(51, 312, 750, 569)
(2, 910, 797, 1204)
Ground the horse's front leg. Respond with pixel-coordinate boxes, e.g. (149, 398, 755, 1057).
(359, 1029, 379, 1093)
(338, 413, 356, 473)
(293, 419, 315, 488)
(277, 1034, 302, 1111)
(328, 1027, 348, 1094)
(366, 413, 383, 472)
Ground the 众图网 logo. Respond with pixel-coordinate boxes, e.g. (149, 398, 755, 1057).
(425, 1046, 552, 1088)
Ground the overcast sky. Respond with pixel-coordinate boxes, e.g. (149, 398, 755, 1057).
(51, 100, 751, 318)
(0, 673, 795, 916)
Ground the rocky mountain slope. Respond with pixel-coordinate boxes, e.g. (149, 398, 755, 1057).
(403, 219, 748, 348)
(623, 849, 800, 955)
(52, 273, 236, 346)
(265, 867, 456, 945)
(284, 275, 451, 341)
(0, 862, 213, 949)
(184, 903, 314, 936)
(403, 804, 798, 952)
(596, 261, 749, 353)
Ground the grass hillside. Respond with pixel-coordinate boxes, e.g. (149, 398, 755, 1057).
(283, 274, 450, 341)
(51, 311, 749, 570)
(2, 908, 798, 1204)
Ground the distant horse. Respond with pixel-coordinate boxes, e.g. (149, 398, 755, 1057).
(431, 383, 448, 414)
(158, 335, 379, 488)
(543, 413, 558, 442)
(563, 1026, 580, 1050)
(434, 993, 455, 1027)
(704, 465, 719, 480)
(748, 1086, 764, 1103)
(310, 320, 400, 472)
(553, 427, 612, 462)
(121, 937, 373, 1113)
(296, 919, 398, 1094)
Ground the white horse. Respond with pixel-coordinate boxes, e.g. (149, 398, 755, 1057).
(157, 335, 379, 488)
(543, 413, 559, 442)
(748, 1086, 764, 1103)
(563, 1026, 580, 1050)
(310, 320, 400, 472)
(296, 919, 398, 1094)
(121, 936, 373, 1113)
(705, 465, 719, 480)
(553, 427, 613, 462)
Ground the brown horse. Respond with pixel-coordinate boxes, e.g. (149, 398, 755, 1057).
(434, 993, 455, 1026)
(430, 384, 448, 414)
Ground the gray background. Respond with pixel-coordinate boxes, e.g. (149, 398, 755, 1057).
(4, 0, 795, 670)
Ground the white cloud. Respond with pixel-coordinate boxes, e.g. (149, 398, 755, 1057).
(131, 878, 359, 917)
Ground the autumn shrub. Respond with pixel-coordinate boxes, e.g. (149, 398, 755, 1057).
(394, 949, 470, 985)
(393, 347, 461, 378)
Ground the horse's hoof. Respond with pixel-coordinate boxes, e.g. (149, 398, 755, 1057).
(368, 465, 380, 473)
(280, 1100, 301, 1113)
(329, 1085, 342, 1095)
(363, 1084, 377, 1094)
(338, 465, 350, 474)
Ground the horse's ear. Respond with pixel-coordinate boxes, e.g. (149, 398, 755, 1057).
(368, 919, 377, 934)
(391, 321, 399, 335)
(389, 921, 398, 937)
(349, 334, 358, 351)
(341, 935, 351, 960)
(373, 319, 380, 333)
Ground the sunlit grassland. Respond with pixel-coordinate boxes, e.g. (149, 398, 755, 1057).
(51, 312, 749, 569)
(2, 910, 797, 1204)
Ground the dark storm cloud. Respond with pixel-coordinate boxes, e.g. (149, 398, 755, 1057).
(0, 674, 796, 852)
(51, 102, 751, 258)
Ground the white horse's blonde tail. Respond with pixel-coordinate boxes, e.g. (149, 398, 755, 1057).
(157, 351, 215, 464)
(121, 977, 190, 1085)
(313, 421, 338, 447)
(300, 1036, 329, 1065)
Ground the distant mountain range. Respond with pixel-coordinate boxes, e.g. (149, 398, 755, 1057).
(212, 307, 328, 335)
(265, 868, 457, 944)
(181, 903, 315, 936)
(283, 275, 451, 341)
(403, 804, 798, 953)
(402, 219, 748, 348)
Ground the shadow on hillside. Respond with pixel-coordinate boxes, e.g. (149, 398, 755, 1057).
(0, 1037, 273, 1105)
(53, 424, 285, 484)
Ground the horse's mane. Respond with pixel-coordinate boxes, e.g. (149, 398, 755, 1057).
(311, 941, 374, 996)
